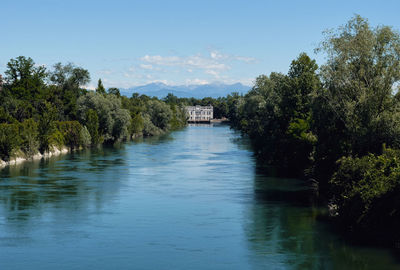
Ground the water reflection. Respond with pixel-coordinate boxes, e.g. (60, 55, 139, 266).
(0, 146, 128, 225)
(132, 132, 175, 145)
(245, 164, 400, 269)
(0, 125, 399, 270)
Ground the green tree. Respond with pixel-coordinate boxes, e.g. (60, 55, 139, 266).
(56, 121, 83, 149)
(47, 63, 90, 120)
(37, 101, 58, 153)
(108, 87, 121, 97)
(163, 93, 179, 105)
(287, 52, 319, 119)
(19, 118, 39, 157)
(0, 98, 33, 122)
(330, 148, 400, 244)
(49, 63, 90, 89)
(77, 92, 131, 143)
(0, 107, 16, 123)
(96, 79, 106, 94)
(0, 123, 20, 161)
(79, 126, 92, 147)
(4, 56, 47, 100)
(86, 109, 100, 145)
(316, 15, 400, 156)
(130, 113, 144, 136)
(145, 100, 172, 130)
(313, 15, 400, 183)
(112, 108, 131, 141)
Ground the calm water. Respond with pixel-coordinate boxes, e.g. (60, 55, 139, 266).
(0, 124, 399, 269)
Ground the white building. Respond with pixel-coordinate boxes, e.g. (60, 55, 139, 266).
(186, 105, 213, 122)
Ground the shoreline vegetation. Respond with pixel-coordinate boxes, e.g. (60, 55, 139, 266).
(0, 146, 69, 168)
(0, 58, 189, 168)
(148, 15, 400, 250)
(2, 14, 400, 251)
(224, 15, 400, 249)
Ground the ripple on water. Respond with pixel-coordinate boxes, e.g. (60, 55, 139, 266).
(0, 125, 399, 270)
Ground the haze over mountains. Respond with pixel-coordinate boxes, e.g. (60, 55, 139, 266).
(120, 82, 251, 98)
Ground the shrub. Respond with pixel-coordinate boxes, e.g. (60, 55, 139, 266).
(19, 118, 39, 157)
(86, 109, 100, 145)
(145, 100, 172, 130)
(0, 123, 20, 161)
(142, 114, 162, 136)
(112, 108, 131, 141)
(48, 129, 65, 151)
(56, 121, 82, 149)
(169, 104, 187, 130)
(130, 113, 144, 137)
(80, 126, 91, 147)
(331, 148, 400, 236)
(77, 92, 131, 143)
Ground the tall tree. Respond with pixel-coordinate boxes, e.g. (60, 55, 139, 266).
(316, 15, 400, 157)
(96, 79, 106, 94)
(48, 62, 91, 120)
(49, 63, 90, 89)
(86, 109, 100, 145)
(4, 56, 47, 100)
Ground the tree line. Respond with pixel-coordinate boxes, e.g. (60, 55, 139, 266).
(159, 15, 400, 248)
(0, 57, 187, 162)
(222, 15, 400, 247)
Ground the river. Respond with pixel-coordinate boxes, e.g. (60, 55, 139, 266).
(0, 124, 399, 269)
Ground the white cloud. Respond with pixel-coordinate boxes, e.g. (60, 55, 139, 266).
(210, 49, 256, 63)
(105, 49, 258, 88)
(141, 55, 180, 66)
(141, 54, 229, 71)
(210, 50, 228, 60)
(140, 64, 154, 70)
(138, 63, 163, 71)
(145, 79, 172, 85)
(185, 78, 209, 85)
(84, 83, 96, 90)
(205, 69, 220, 78)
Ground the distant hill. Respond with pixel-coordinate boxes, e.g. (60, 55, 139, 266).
(119, 82, 251, 98)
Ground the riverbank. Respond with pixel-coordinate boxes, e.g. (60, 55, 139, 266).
(1, 124, 399, 269)
(0, 126, 181, 170)
(210, 118, 229, 123)
(0, 146, 69, 168)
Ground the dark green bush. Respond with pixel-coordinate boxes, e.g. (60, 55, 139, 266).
(331, 148, 400, 238)
(55, 121, 82, 149)
(0, 123, 20, 161)
(86, 109, 100, 145)
(19, 119, 39, 157)
(130, 113, 144, 137)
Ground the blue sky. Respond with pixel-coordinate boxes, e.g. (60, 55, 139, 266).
(1, 0, 400, 88)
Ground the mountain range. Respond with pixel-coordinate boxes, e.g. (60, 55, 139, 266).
(119, 82, 251, 99)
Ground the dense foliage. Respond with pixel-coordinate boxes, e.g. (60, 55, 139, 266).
(331, 148, 400, 243)
(0, 57, 187, 162)
(221, 15, 400, 246)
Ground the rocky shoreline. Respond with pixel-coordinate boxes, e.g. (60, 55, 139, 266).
(0, 146, 69, 168)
